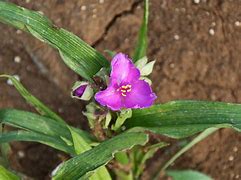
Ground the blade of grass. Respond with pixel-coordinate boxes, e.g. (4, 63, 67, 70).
(0, 2, 110, 81)
(133, 0, 149, 62)
(0, 75, 64, 123)
(0, 165, 20, 180)
(153, 128, 218, 179)
(125, 100, 241, 138)
(0, 109, 71, 139)
(53, 132, 149, 180)
(0, 130, 74, 154)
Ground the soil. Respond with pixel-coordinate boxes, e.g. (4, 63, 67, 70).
(0, 0, 241, 179)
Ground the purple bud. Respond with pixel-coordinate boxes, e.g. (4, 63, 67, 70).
(73, 84, 88, 97)
(71, 81, 94, 101)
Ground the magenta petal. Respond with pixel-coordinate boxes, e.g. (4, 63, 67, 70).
(95, 85, 122, 111)
(124, 80, 157, 109)
(110, 53, 140, 84)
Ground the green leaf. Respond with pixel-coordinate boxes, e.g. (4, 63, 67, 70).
(0, 108, 94, 146)
(90, 166, 112, 180)
(68, 126, 91, 155)
(140, 142, 168, 166)
(0, 75, 64, 123)
(112, 109, 132, 131)
(139, 60, 155, 76)
(68, 127, 112, 180)
(53, 132, 149, 180)
(133, 0, 149, 62)
(115, 151, 129, 165)
(0, 165, 20, 180)
(166, 170, 213, 180)
(0, 130, 74, 154)
(161, 128, 217, 172)
(132, 142, 168, 179)
(0, 109, 71, 139)
(125, 100, 241, 138)
(0, 2, 109, 81)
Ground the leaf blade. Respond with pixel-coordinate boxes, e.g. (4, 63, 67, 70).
(166, 170, 213, 180)
(125, 100, 241, 138)
(0, 165, 20, 180)
(0, 75, 64, 123)
(133, 0, 149, 62)
(0, 130, 74, 154)
(0, 2, 109, 81)
(53, 132, 149, 180)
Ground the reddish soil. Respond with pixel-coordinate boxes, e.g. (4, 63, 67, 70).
(0, 0, 241, 179)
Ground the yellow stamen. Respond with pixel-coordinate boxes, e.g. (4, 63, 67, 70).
(121, 93, 126, 96)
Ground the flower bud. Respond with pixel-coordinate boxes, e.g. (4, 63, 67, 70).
(71, 81, 93, 101)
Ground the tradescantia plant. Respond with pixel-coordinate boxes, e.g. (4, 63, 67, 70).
(0, 1, 240, 179)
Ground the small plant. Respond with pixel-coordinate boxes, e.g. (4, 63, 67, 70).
(0, 1, 240, 179)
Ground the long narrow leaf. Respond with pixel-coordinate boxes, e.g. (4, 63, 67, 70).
(125, 100, 241, 138)
(161, 128, 217, 172)
(0, 75, 64, 123)
(68, 127, 112, 180)
(133, 0, 149, 62)
(53, 132, 149, 180)
(0, 165, 20, 180)
(166, 170, 212, 180)
(0, 130, 74, 154)
(0, 2, 109, 81)
(0, 109, 93, 146)
(152, 128, 217, 179)
(0, 109, 71, 139)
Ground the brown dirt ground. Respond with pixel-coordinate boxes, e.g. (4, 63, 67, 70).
(0, 0, 241, 179)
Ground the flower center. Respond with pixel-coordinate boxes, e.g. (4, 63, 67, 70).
(117, 84, 132, 97)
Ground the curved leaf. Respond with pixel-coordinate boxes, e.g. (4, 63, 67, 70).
(0, 109, 92, 145)
(166, 170, 212, 180)
(0, 130, 74, 154)
(0, 75, 64, 123)
(133, 0, 149, 62)
(53, 132, 149, 180)
(0, 165, 20, 180)
(125, 100, 241, 138)
(0, 2, 109, 81)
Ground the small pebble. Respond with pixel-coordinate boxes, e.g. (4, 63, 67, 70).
(92, 14, 97, 18)
(99, 0, 104, 4)
(228, 155, 234, 161)
(174, 34, 180, 40)
(193, 0, 200, 4)
(233, 146, 238, 152)
(211, 22, 216, 27)
(7, 75, 20, 85)
(38, 11, 44, 15)
(14, 56, 21, 63)
(209, 28, 215, 35)
(170, 63, 175, 68)
(58, 108, 64, 113)
(235, 21, 240, 27)
(81, 5, 87, 11)
(17, 151, 25, 158)
(16, 30, 22, 34)
(235, 175, 240, 179)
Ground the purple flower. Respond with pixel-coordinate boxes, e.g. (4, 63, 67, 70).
(95, 53, 157, 111)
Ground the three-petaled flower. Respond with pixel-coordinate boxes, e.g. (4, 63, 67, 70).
(95, 53, 157, 111)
